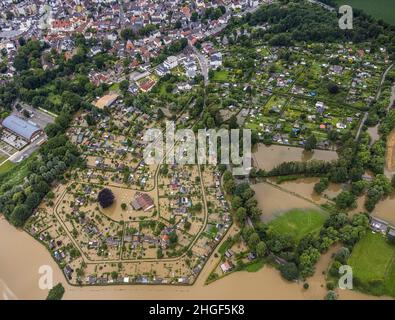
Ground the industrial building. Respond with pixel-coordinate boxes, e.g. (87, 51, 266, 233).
(1, 115, 43, 142)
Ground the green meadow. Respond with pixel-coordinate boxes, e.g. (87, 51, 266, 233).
(269, 209, 327, 241)
(348, 232, 395, 297)
(336, 0, 395, 25)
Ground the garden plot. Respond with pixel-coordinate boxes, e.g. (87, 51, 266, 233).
(246, 95, 289, 132)
(0, 140, 18, 156)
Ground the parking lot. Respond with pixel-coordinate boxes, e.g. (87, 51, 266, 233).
(14, 102, 55, 129)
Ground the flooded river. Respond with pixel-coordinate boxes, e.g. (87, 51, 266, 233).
(0, 217, 386, 300)
(0, 217, 64, 300)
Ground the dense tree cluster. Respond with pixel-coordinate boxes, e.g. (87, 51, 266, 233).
(223, 171, 262, 224)
(0, 38, 108, 115)
(0, 135, 80, 226)
(227, 1, 395, 59)
(13, 39, 46, 71)
(98, 188, 115, 208)
(365, 174, 393, 212)
(265, 212, 368, 279)
(267, 160, 335, 177)
(46, 283, 65, 300)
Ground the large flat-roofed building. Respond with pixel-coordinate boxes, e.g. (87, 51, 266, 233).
(94, 93, 119, 109)
(1, 115, 43, 142)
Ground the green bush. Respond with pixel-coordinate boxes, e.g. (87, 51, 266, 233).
(46, 283, 65, 300)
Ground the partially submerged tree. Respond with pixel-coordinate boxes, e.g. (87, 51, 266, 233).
(46, 283, 65, 300)
(98, 188, 115, 208)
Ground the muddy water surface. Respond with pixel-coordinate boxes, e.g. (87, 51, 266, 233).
(0, 217, 64, 300)
(0, 218, 388, 300)
(371, 193, 395, 225)
(252, 182, 319, 222)
(275, 177, 342, 204)
(253, 144, 338, 172)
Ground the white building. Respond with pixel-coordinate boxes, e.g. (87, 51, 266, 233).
(164, 55, 179, 69)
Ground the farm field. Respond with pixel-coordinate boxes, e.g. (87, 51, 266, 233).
(335, 0, 395, 25)
(268, 208, 327, 241)
(348, 232, 395, 296)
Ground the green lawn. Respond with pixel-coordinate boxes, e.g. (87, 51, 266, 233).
(335, 0, 395, 25)
(109, 82, 120, 92)
(269, 209, 327, 241)
(0, 160, 15, 175)
(244, 259, 265, 272)
(348, 232, 395, 296)
(0, 153, 36, 185)
(212, 70, 229, 82)
(218, 238, 233, 255)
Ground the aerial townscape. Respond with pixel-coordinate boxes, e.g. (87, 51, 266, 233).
(0, 0, 395, 301)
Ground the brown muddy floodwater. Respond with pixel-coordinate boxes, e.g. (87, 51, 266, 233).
(253, 144, 338, 172)
(252, 183, 319, 222)
(0, 218, 387, 300)
(274, 178, 342, 204)
(62, 244, 386, 300)
(371, 193, 395, 226)
(0, 217, 64, 300)
(386, 128, 395, 173)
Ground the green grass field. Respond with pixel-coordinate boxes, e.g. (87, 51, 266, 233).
(348, 232, 395, 297)
(212, 70, 229, 82)
(269, 209, 327, 241)
(0, 153, 36, 185)
(109, 82, 120, 92)
(335, 0, 395, 25)
(244, 259, 265, 272)
(0, 160, 15, 175)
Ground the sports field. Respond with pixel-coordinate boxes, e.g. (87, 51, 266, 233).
(269, 209, 327, 241)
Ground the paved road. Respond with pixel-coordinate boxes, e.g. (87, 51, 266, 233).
(8, 135, 46, 163)
(191, 45, 209, 86)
